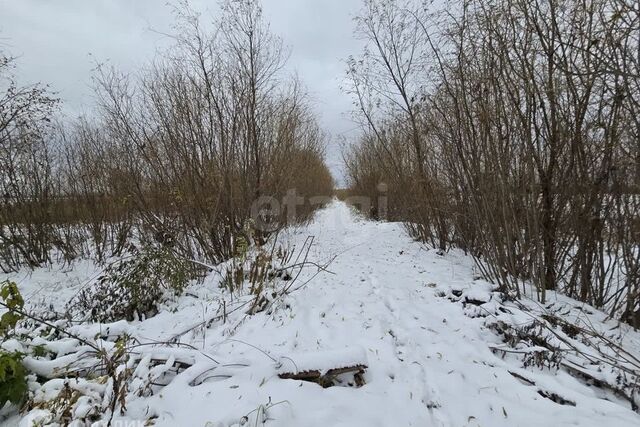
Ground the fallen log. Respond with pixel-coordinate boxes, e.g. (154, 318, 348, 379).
(278, 364, 367, 388)
(277, 347, 368, 388)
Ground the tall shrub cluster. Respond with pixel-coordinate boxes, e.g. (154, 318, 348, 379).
(0, 0, 333, 272)
(346, 0, 640, 323)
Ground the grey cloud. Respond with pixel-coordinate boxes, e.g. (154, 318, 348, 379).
(1, 0, 360, 183)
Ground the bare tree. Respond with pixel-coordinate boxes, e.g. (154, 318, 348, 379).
(347, 0, 640, 320)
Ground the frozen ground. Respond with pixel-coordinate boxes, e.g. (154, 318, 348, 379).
(2, 200, 640, 426)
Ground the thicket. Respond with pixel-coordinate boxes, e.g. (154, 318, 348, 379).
(0, 0, 333, 273)
(345, 0, 640, 324)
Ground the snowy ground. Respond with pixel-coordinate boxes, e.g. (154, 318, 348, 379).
(2, 200, 640, 426)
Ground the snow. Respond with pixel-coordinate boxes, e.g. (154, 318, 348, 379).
(276, 347, 368, 375)
(2, 199, 640, 426)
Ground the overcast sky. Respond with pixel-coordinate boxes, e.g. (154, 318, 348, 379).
(0, 0, 365, 184)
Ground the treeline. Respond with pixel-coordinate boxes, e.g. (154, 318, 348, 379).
(345, 0, 639, 324)
(0, 1, 333, 272)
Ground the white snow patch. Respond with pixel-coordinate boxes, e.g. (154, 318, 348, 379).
(1, 200, 639, 426)
(277, 347, 368, 375)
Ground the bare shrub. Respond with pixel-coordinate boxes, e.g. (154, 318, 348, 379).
(347, 0, 640, 321)
(0, 54, 69, 271)
(0, 0, 333, 272)
(87, 1, 332, 265)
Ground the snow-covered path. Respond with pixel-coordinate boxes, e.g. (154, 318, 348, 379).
(5, 200, 640, 426)
(134, 201, 639, 426)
